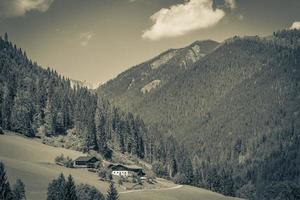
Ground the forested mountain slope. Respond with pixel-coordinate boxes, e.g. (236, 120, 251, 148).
(97, 29, 300, 199)
(97, 40, 219, 110)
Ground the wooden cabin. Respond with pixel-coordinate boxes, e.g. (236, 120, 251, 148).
(73, 156, 99, 168)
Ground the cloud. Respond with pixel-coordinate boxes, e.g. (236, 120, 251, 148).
(290, 21, 300, 30)
(80, 32, 95, 47)
(0, 0, 54, 18)
(142, 0, 226, 40)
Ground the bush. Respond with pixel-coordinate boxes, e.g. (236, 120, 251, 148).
(102, 147, 113, 160)
(0, 127, 4, 135)
(94, 161, 102, 169)
(98, 168, 107, 180)
(137, 176, 142, 185)
(55, 154, 73, 168)
(55, 154, 64, 163)
(173, 173, 189, 184)
(107, 173, 113, 181)
(152, 162, 168, 178)
(132, 178, 137, 184)
(118, 178, 123, 186)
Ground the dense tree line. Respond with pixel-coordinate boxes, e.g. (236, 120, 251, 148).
(0, 162, 26, 200)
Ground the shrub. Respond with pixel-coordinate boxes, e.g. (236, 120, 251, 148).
(107, 173, 113, 181)
(118, 178, 123, 186)
(132, 178, 137, 184)
(137, 176, 142, 185)
(55, 154, 73, 168)
(94, 161, 102, 169)
(0, 127, 4, 135)
(98, 168, 107, 180)
(55, 154, 64, 163)
(173, 173, 189, 184)
(64, 156, 74, 168)
(152, 162, 168, 178)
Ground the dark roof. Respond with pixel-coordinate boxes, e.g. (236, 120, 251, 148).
(108, 164, 143, 170)
(74, 156, 99, 162)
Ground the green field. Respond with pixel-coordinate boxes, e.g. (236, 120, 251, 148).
(0, 134, 241, 200)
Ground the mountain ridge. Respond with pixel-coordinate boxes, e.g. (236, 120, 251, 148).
(97, 29, 300, 199)
(97, 39, 220, 111)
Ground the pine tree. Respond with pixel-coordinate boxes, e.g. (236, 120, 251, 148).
(76, 184, 105, 200)
(44, 99, 55, 136)
(106, 182, 119, 200)
(65, 175, 77, 200)
(11, 89, 34, 137)
(170, 158, 178, 177)
(4, 32, 8, 42)
(0, 162, 13, 200)
(95, 100, 107, 152)
(0, 84, 14, 130)
(12, 179, 26, 200)
(47, 173, 66, 200)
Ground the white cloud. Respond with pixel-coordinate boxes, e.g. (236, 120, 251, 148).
(224, 0, 236, 9)
(0, 0, 54, 18)
(80, 32, 95, 47)
(290, 21, 300, 30)
(142, 0, 225, 40)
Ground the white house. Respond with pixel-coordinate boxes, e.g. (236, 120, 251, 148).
(108, 164, 145, 177)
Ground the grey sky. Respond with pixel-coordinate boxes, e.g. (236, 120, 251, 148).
(0, 0, 299, 85)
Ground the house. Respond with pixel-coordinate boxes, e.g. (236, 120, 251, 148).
(108, 164, 145, 177)
(73, 156, 99, 168)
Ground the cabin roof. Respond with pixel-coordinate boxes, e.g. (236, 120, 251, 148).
(108, 164, 143, 170)
(74, 156, 98, 162)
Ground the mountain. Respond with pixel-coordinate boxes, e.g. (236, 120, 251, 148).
(97, 29, 300, 199)
(97, 40, 219, 111)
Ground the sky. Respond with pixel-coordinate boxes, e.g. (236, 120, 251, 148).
(0, 0, 300, 86)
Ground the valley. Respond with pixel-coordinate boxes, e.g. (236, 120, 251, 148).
(0, 133, 240, 200)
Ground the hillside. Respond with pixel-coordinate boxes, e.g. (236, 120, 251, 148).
(97, 40, 219, 111)
(97, 29, 300, 199)
(0, 133, 240, 200)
